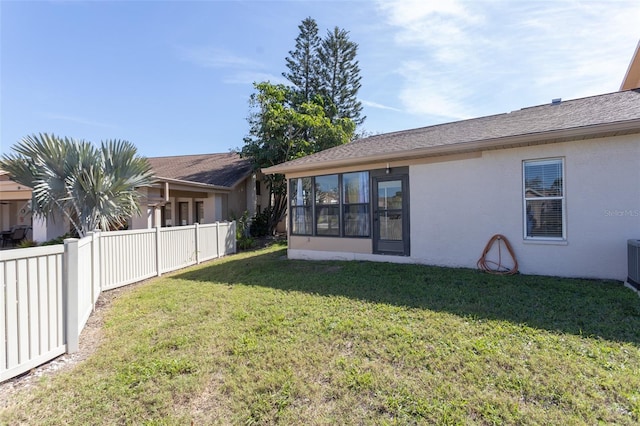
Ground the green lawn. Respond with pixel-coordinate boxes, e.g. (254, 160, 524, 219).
(2, 245, 640, 425)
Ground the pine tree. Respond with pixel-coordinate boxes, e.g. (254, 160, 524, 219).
(283, 17, 322, 106)
(317, 27, 365, 126)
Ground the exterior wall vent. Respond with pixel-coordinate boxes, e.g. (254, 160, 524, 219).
(628, 239, 640, 290)
(551, 98, 562, 105)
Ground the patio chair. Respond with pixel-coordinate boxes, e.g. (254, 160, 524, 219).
(1, 230, 12, 248)
(9, 227, 27, 246)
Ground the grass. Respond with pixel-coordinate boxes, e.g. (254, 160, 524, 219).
(2, 245, 640, 425)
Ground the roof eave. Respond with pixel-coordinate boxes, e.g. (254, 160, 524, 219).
(152, 176, 231, 192)
(263, 119, 640, 175)
(227, 168, 255, 190)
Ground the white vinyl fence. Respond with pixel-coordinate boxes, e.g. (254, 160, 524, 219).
(0, 222, 236, 383)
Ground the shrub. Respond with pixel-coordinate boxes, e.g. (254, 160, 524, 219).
(16, 239, 38, 248)
(40, 232, 76, 246)
(250, 207, 271, 237)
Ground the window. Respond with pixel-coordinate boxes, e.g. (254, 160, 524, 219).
(163, 203, 172, 227)
(291, 177, 313, 235)
(194, 201, 204, 223)
(315, 175, 340, 236)
(523, 158, 565, 239)
(343, 172, 370, 237)
(256, 180, 261, 196)
(178, 202, 189, 226)
(290, 171, 370, 238)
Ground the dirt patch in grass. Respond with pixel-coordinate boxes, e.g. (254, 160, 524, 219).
(0, 281, 143, 410)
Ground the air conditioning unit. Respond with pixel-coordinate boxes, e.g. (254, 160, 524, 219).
(628, 239, 640, 291)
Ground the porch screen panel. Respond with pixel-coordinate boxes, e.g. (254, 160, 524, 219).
(291, 177, 313, 235)
(315, 175, 340, 236)
(343, 172, 370, 237)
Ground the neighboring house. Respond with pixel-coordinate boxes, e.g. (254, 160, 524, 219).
(0, 170, 34, 239)
(621, 40, 640, 91)
(130, 152, 269, 229)
(0, 170, 71, 242)
(0, 171, 31, 229)
(263, 89, 640, 281)
(1, 152, 269, 241)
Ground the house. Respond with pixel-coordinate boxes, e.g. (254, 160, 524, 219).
(129, 152, 268, 229)
(0, 152, 268, 241)
(0, 170, 35, 242)
(621, 40, 640, 91)
(263, 89, 640, 281)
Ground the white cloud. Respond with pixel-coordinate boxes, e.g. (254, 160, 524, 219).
(177, 45, 263, 70)
(361, 99, 402, 112)
(375, 0, 640, 120)
(176, 44, 283, 87)
(395, 61, 473, 120)
(377, 0, 475, 26)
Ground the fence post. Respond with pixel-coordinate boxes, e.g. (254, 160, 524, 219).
(231, 221, 237, 254)
(63, 238, 80, 353)
(87, 230, 100, 307)
(93, 230, 101, 298)
(215, 222, 220, 258)
(195, 223, 200, 264)
(156, 226, 162, 277)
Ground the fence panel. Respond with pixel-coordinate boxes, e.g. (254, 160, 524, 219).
(99, 229, 158, 290)
(199, 223, 220, 262)
(218, 222, 236, 256)
(0, 246, 66, 382)
(1, 221, 236, 383)
(159, 227, 197, 273)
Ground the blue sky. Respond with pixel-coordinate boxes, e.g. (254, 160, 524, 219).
(1, 0, 639, 158)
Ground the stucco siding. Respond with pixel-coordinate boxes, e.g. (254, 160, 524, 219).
(409, 134, 640, 281)
(289, 236, 372, 254)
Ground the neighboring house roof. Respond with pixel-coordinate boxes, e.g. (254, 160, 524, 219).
(147, 152, 253, 189)
(621, 40, 640, 91)
(264, 89, 640, 175)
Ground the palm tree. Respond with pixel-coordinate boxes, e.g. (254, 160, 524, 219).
(0, 133, 155, 238)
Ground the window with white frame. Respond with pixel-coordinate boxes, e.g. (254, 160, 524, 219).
(523, 158, 565, 239)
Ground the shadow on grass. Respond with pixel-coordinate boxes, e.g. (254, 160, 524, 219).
(173, 247, 640, 345)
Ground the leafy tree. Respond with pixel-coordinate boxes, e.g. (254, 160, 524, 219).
(0, 133, 154, 238)
(241, 82, 354, 234)
(283, 17, 322, 106)
(317, 26, 365, 126)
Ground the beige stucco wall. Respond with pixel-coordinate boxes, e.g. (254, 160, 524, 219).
(409, 134, 640, 281)
(227, 180, 247, 218)
(289, 236, 372, 254)
(286, 134, 640, 281)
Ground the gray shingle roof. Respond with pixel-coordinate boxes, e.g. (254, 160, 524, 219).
(265, 89, 640, 173)
(147, 152, 253, 188)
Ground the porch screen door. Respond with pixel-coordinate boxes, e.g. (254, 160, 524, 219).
(373, 174, 409, 255)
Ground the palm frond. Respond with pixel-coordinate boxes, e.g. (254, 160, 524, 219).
(1, 133, 155, 237)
